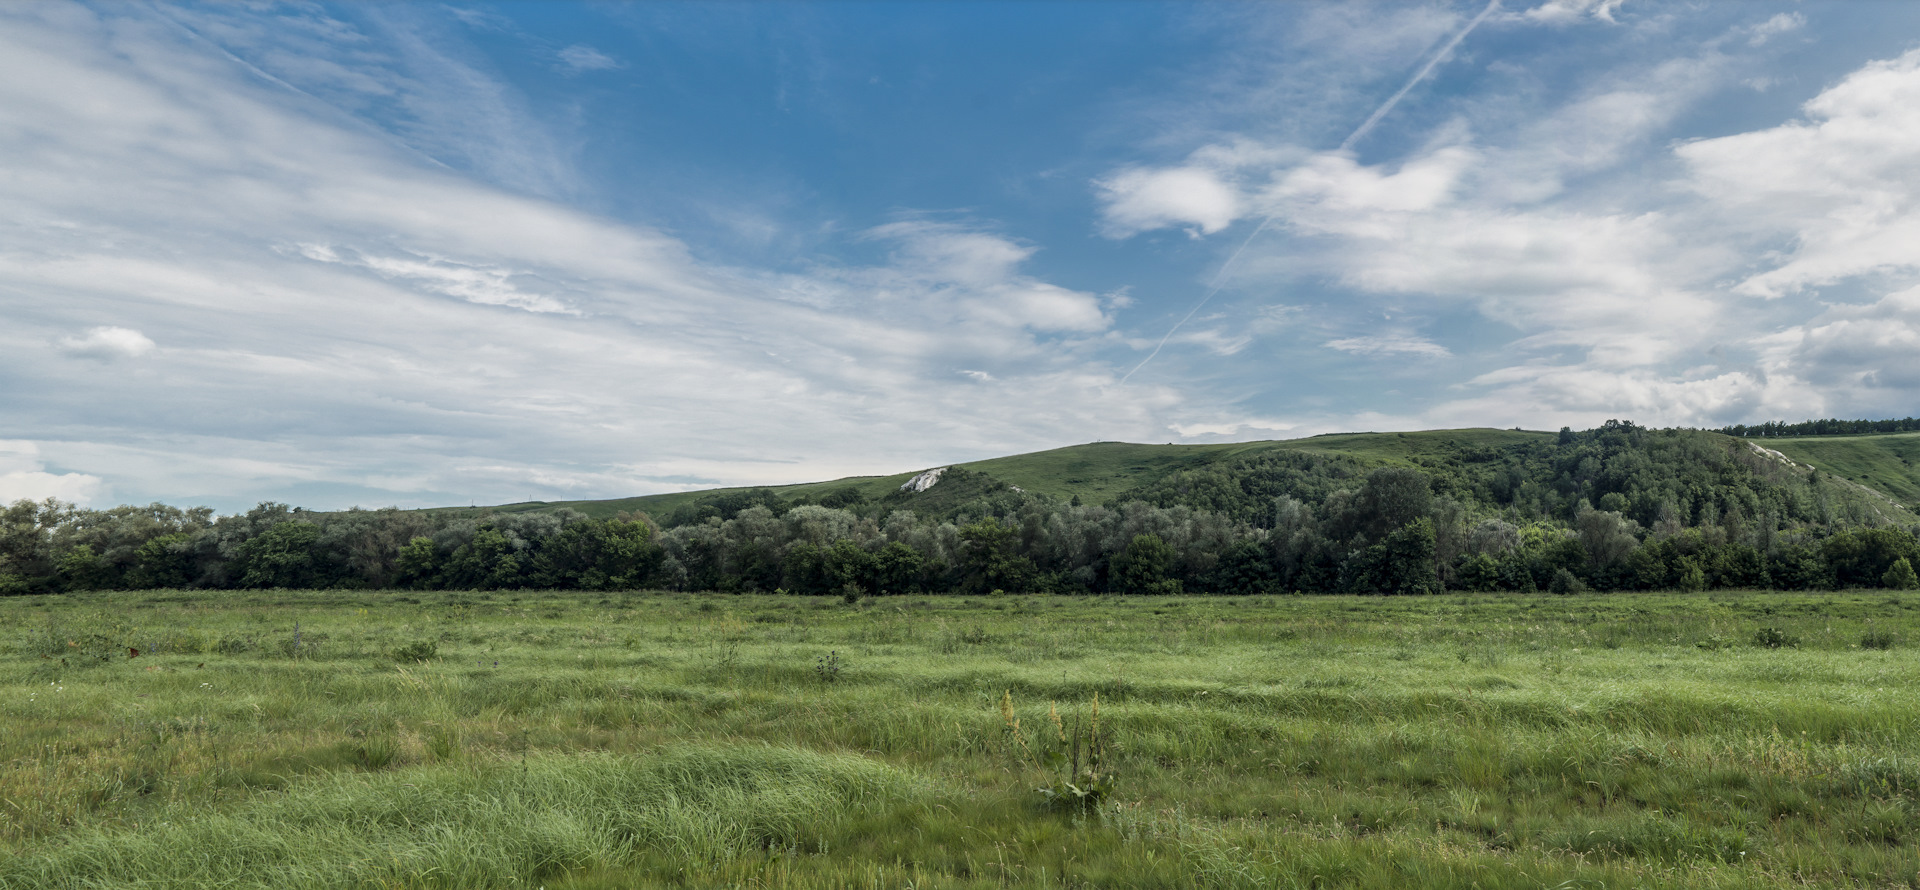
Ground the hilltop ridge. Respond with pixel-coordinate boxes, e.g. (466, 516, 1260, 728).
(462, 426, 1920, 523)
(472, 427, 1559, 520)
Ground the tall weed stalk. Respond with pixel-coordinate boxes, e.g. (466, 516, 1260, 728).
(1000, 690, 1112, 812)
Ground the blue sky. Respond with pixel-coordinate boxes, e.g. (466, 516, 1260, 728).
(6, 1, 1920, 512)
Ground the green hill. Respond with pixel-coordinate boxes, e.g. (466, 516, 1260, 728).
(465, 428, 1556, 520)
(457, 425, 1920, 531)
(1748, 432, 1920, 509)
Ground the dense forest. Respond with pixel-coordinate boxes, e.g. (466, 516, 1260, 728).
(6, 422, 1920, 596)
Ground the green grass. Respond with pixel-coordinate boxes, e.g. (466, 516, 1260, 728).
(4, 589, 1920, 888)
(1757, 431, 1920, 510)
(474, 427, 1555, 518)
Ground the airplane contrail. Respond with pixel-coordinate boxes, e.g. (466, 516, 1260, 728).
(1342, 0, 1503, 153)
(1119, 0, 1501, 386)
(1117, 218, 1271, 385)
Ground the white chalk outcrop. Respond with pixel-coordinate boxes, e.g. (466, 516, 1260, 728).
(1745, 441, 1806, 470)
(900, 467, 947, 493)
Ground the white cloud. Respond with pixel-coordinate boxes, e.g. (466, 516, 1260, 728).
(1266, 146, 1476, 220)
(1324, 334, 1451, 358)
(294, 245, 577, 314)
(1745, 12, 1804, 47)
(1521, 0, 1627, 26)
(557, 44, 622, 74)
(0, 441, 106, 505)
(58, 326, 156, 361)
(1759, 286, 1920, 392)
(1679, 47, 1920, 299)
(1174, 327, 1253, 356)
(1094, 13, 1920, 430)
(1170, 418, 1295, 438)
(854, 222, 1111, 333)
(1097, 166, 1241, 237)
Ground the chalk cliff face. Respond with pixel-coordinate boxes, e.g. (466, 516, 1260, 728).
(900, 467, 947, 493)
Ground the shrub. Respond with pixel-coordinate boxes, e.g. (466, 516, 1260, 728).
(392, 639, 438, 663)
(1549, 567, 1587, 594)
(1753, 626, 1799, 649)
(1861, 624, 1897, 650)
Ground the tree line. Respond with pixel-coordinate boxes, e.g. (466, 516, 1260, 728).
(5, 423, 1919, 596)
(1720, 418, 1920, 438)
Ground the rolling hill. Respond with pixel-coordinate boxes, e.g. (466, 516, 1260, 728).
(467, 428, 1559, 519)
(1755, 431, 1920, 510)
(457, 425, 1920, 528)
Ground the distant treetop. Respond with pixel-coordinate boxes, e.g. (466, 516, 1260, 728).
(1720, 418, 1920, 438)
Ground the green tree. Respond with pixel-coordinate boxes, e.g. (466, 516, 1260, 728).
(871, 542, 926, 594)
(1110, 533, 1177, 595)
(235, 522, 323, 588)
(55, 544, 111, 591)
(1343, 518, 1440, 595)
(957, 518, 1036, 593)
(1675, 558, 1707, 592)
(780, 542, 832, 595)
(1883, 557, 1919, 590)
(128, 532, 196, 589)
(1574, 503, 1641, 579)
(533, 518, 664, 589)
(1203, 539, 1276, 594)
(823, 539, 876, 594)
(1331, 468, 1433, 544)
(395, 536, 441, 589)
(438, 526, 529, 589)
(1823, 528, 1920, 588)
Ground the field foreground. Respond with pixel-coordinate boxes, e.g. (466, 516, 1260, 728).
(2, 590, 1918, 888)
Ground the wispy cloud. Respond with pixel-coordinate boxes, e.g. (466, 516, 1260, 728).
(1744, 12, 1804, 47)
(556, 44, 622, 73)
(1324, 334, 1451, 358)
(0, 5, 1164, 510)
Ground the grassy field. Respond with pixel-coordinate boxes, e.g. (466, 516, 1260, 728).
(3, 589, 1919, 888)
(479, 427, 1555, 518)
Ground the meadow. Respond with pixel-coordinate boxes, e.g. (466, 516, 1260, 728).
(2, 589, 1917, 888)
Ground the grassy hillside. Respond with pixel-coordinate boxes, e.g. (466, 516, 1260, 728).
(457, 426, 1920, 532)
(473, 428, 1555, 519)
(1753, 431, 1920, 509)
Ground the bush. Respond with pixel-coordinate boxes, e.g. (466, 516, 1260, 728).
(1752, 626, 1799, 649)
(392, 639, 438, 663)
(1862, 625, 1897, 650)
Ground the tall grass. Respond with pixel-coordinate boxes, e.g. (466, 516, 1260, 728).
(2, 589, 1918, 887)
(0, 745, 921, 889)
